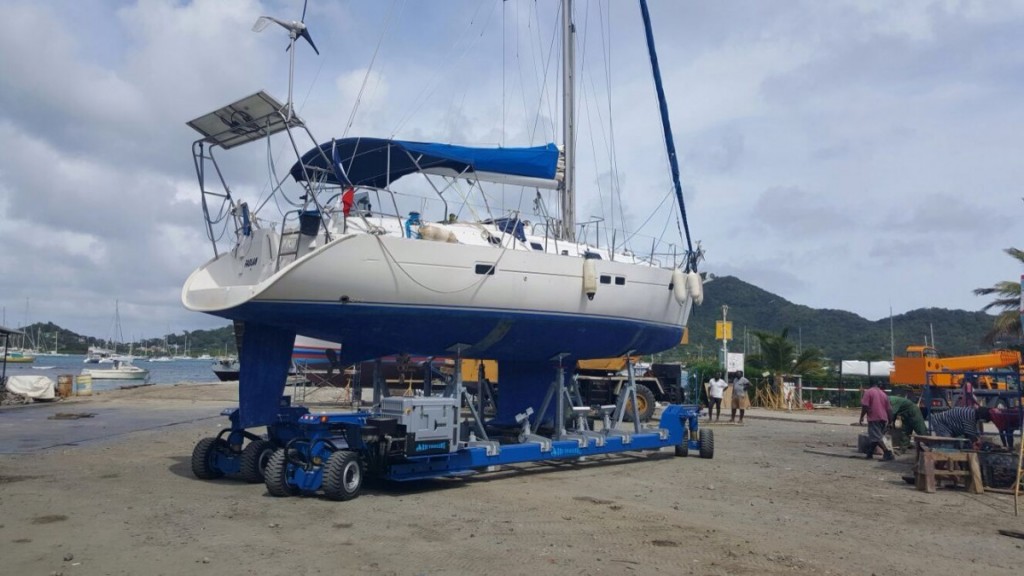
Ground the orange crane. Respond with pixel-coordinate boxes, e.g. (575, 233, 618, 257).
(889, 345, 1022, 389)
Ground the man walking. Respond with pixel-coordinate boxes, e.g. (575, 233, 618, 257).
(730, 371, 751, 424)
(859, 381, 894, 461)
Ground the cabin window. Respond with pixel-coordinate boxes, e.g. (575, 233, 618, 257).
(475, 263, 496, 275)
(561, 250, 569, 256)
(530, 242, 544, 251)
(615, 276, 625, 285)
(600, 275, 612, 284)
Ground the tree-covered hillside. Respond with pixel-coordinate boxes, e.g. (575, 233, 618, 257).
(681, 276, 996, 361)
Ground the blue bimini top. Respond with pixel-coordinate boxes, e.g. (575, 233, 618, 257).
(290, 137, 561, 190)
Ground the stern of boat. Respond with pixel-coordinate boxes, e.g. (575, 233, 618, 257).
(182, 227, 280, 312)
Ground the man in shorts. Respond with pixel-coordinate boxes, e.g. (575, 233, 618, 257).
(730, 371, 751, 424)
(706, 373, 728, 422)
(859, 381, 894, 461)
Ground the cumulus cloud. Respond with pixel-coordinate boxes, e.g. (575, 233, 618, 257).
(1, 0, 1022, 336)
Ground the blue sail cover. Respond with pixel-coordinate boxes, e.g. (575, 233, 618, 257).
(290, 137, 560, 188)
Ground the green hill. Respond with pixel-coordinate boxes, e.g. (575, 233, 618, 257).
(9, 322, 237, 357)
(682, 275, 997, 361)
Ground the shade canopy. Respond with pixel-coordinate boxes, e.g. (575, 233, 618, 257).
(290, 137, 562, 190)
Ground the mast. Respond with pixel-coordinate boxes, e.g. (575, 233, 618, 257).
(560, 0, 576, 242)
(638, 0, 696, 268)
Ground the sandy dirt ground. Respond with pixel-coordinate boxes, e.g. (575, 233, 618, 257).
(2, 383, 1023, 576)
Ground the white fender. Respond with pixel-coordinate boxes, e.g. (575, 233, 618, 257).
(418, 223, 459, 243)
(583, 259, 597, 301)
(686, 271, 704, 305)
(671, 269, 687, 304)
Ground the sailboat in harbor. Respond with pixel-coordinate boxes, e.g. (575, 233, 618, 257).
(34, 331, 69, 358)
(182, 1, 703, 427)
(83, 301, 149, 380)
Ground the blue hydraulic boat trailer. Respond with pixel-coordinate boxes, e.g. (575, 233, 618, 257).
(193, 398, 710, 501)
(188, 338, 712, 500)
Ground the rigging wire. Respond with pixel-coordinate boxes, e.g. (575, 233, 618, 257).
(371, 224, 517, 295)
(390, 1, 493, 138)
(347, 0, 403, 139)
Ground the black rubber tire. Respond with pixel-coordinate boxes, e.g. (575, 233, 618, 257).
(239, 439, 274, 484)
(699, 428, 714, 459)
(623, 384, 657, 422)
(323, 450, 364, 502)
(675, 440, 689, 457)
(191, 437, 227, 480)
(264, 449, 298, 497)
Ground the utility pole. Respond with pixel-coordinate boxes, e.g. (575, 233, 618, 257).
(720, 305, 729, 374)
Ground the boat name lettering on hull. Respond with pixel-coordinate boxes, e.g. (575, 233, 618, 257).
(243, 257, 259, 268)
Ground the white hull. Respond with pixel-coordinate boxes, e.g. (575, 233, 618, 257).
(183, 223, 692, 361)
(188, 233, 685, 321)
(82, 366, 149, 380)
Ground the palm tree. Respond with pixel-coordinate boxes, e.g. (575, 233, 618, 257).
(749, 328, 825, 399)
(972, 247, 1024, 346)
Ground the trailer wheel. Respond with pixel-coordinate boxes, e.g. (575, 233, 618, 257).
(191, 437, 227, 480)
(264, 449, 298, 497)
(624, 384, 657, 422)
(699, 428, 714, 459)
(674, 440, 689, 457)
(323, 450, 364, 501)
(239, 439, 274, 484)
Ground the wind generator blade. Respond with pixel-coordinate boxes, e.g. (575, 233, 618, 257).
(298, 28, 319, 54)
(252, 16, 272, 32)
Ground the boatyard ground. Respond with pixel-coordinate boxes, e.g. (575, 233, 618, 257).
(1, 383, 1021, 576)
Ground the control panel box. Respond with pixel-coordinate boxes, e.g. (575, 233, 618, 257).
(381, 396, 459, 454)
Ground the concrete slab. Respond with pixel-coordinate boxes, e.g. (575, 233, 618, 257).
(0, 402, 223, 454)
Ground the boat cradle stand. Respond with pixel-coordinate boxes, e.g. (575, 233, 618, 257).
(189, 342, 713, 500)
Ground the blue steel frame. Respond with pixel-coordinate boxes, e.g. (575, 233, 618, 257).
(268, 404, 702, 493)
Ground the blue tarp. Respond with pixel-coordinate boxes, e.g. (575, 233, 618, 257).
(289, 137, 559, 188)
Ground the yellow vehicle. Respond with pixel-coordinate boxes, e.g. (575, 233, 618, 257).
(459, 356, 686, 422)
(889, 345, 1021, 389)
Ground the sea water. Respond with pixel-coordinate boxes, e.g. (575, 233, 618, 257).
(2, 355, 221, 391)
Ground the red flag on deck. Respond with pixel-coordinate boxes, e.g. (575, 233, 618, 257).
(341, 187, 355, 216)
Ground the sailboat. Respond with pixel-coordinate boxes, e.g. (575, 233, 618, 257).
(3, 349, 35, 364)
(34, 331, 68, 358)
(182, 1, 703, 427)
(84, 301, 149, 380)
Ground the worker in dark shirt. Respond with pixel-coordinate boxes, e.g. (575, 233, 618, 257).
(928, 406, 991, 443)
(889, 396, 927, 436)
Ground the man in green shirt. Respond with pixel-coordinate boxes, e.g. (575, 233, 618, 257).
(889, 396, 928, 445)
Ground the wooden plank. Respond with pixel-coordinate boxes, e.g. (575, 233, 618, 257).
(924, 452, 937, 493)
(968, 453, 984, 494)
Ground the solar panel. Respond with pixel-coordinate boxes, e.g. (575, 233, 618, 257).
(186, 91, 300, 149)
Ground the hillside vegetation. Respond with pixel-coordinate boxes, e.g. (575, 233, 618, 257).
(680, 276, 996, 362)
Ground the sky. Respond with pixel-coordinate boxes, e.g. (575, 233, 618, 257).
(1, 0, 1023, 341)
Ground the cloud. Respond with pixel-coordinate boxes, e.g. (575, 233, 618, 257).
(1, 0, 1023, 338)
